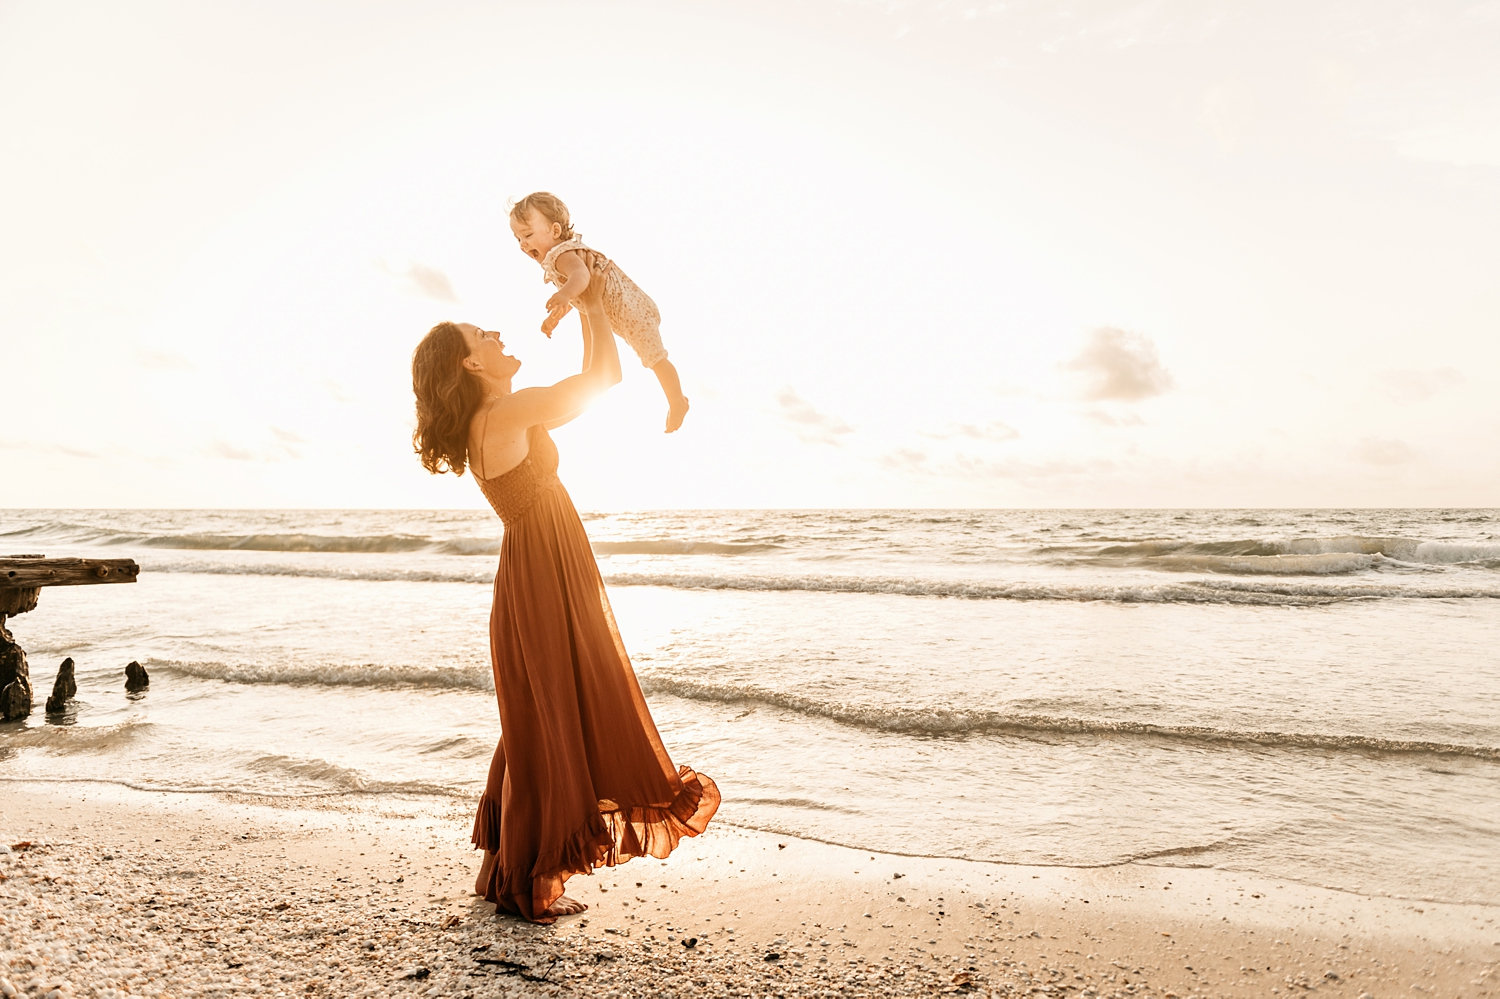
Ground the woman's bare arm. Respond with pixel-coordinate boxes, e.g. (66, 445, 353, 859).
(542, 308, 605, 429)
(501, 299, 621, 429)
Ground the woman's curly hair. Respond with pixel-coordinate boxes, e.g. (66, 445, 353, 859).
(412, 321, 483, 476)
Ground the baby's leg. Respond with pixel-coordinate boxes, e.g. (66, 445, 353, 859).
(613, 306, 687, 432)
(651, 359, 690, 433)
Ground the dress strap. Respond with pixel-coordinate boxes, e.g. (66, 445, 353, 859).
(474, 402, 491, 479)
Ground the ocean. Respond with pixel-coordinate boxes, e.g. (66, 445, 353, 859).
(2, 507, 1497, 907)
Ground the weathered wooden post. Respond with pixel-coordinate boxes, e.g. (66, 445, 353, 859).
(0, 555, 140, 721)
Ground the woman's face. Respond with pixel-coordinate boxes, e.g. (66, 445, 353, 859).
(458, 323, 521, 379)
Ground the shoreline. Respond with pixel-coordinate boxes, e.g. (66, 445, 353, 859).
(2, 781, 1496, 996)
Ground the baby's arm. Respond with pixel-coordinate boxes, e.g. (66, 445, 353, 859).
(548, 250, 592, 304)
(541, 251, 592, 335)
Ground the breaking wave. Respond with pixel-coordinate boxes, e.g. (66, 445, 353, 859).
(132, 561, 1500, 603)
(0, 720, 151, 751)
(1070, 535, 1500, 571)
(0, 523, 775, 558)
(142, 655, 1500, 761)
(639, 677, 1500, 760)
(243, 754, 464, 797)
(149, 659, 494, 692)
(592, 540, 780, 555)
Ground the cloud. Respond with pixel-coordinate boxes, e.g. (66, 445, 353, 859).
(953, 453, 1115, 483)
(324, 379, 355, 403)
(1375, 367, 1463, 404)
(881, 448, 930, 471)
(1064, 327, 1173, 402)
(0, 440, 105, 459)
(270, 426, 304, 459)
(383, 261, 459, 303)
(880, 448, 1111, 483)
(1355, 438, 1417, 466)
(921, 420, 1021, 442)
(205, 429, 304, 462)
(134, 349, 194, 372)
(1083, 408, 1145, 427)
(208, 440, 258, 461)
(989, 379, 1034, 398)
(776, 387, 853, 445)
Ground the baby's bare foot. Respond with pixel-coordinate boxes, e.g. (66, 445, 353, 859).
(665, 395, 690, 433)
(543, 895, 589, 917)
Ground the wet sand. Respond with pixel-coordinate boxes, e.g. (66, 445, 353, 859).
(1, 781, 1495, 997)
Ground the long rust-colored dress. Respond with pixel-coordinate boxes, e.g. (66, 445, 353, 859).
(471, 424, 719, 923)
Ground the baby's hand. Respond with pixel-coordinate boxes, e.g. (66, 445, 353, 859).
(540, 302, 572, 337)
(545, 290, 570, 314)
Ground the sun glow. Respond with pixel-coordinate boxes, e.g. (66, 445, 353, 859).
(3, 1, 1498, 509)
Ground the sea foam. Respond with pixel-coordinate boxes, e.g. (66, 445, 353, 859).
(639, 676, 1500, 760)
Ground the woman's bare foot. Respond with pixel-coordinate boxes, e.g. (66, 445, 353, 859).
(542, 895, 589, 918)
(665, 395, 690, 433)
(474, 850, 498, 897)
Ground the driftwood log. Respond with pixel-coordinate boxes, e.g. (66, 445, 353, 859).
(125, 660, 149, 693)
(0, 555, 140, 721)
(46, 656, 77, 713)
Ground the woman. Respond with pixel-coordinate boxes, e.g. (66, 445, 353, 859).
(411, 285, 719, 924)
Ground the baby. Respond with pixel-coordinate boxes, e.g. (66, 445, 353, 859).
(509, 192, 689, 433)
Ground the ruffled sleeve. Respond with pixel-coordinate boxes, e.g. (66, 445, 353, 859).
(541, 239, 611, 286)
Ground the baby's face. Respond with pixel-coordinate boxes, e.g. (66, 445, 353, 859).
(510, 208, 563, 262)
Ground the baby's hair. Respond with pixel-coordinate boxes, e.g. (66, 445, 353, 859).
(510, 191, 575, 241)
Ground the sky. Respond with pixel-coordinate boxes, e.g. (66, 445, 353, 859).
(2, 0, 1497, 510)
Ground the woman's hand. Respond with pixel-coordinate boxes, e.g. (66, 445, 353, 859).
(574, 270, 607, 314)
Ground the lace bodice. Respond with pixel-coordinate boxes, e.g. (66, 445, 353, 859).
(476, 426, 560, 527)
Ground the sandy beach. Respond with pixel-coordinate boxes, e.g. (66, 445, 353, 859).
(2, 781, 1494, 998)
